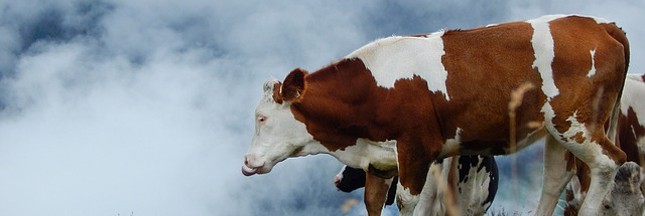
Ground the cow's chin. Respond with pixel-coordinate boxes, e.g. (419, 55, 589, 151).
(241, 164, 273, 176)
(241, 165, 258, 176)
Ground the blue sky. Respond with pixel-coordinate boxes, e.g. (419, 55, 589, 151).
(0, 0, 643, 215)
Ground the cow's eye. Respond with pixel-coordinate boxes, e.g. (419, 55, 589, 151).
(258, 116, 267, 123)
(604, 204, 611, 209)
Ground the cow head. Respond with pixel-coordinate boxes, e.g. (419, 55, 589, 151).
(566, 161, 645, 216)
(601, 161, 645, 216)
(242, 69, 314, 176)
(334, 165, 366, 192)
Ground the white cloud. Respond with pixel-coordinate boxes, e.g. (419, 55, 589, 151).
(0, 0, 642, 215)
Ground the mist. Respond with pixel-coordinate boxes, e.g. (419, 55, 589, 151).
(0, 1, 643, 215)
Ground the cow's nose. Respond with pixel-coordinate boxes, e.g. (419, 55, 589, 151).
(334, 174, 343, 186)
(243, 154, 261, 168)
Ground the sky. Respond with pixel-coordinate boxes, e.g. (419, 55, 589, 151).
(0, 0, 643, 215)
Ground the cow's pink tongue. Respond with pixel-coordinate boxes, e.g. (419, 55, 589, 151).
(241, 165, 258, 176)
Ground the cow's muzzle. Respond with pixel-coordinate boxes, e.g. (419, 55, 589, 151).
(241, 165, 258, 176)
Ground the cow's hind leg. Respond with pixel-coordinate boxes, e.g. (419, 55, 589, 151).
(535, 135, 574, 216)
(573, 136, 625, 215)
(546, 114, 626, 215)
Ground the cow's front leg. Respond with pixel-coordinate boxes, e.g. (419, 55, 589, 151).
(395, 136, 438, 216)
(364, 172, 393, 216)
(396, 179, 421, 216)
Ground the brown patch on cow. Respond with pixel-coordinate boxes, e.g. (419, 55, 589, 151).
(272, 82, 283, 104)
(286, 59, 392, 152)
(573, 132, 586, 144)
(577, 161, 592, 194)
(565, 151, 576, 172)
(440, 22, 547, 147)
(618, 107, 645, 164)
(282, 68, 308, 102)
(564, 189, 578, 216)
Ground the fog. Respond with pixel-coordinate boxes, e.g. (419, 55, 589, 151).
(0, 0, 643, 215)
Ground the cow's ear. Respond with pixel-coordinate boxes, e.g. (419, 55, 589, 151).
(281, 68, 308, 102)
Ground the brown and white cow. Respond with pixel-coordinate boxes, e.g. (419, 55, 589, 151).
(242, 14, 629, 215)
(618, 74, 645, 166)
(565, 74, 645, 216)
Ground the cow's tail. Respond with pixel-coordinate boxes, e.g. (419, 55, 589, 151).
(604, 23, 630, 144)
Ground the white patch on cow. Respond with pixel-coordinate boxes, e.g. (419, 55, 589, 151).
(621, 76, 645, 127)
(393, 143, 399, 171)
(332, 139, 398, 171)
(632, 125, 638, 141)
(397, 182, 420, 216)
(573, 147, 617, 215)
(561, 111, 590, 143)
(587, 49, 597, 77)
(457, 157, 493, 216)
(582, 14, 612, 24)
(526, 15, 560, 99)
(530, 14, 611, 24)
(440, 127, 462, 157)
(541, 102, 556, 127)
(412, 163, 449, 215)
(486, 23, 499, 27)
(526, 14, 613, 97)
(346, 31, 451, 100)
(334, 166, 346, 184)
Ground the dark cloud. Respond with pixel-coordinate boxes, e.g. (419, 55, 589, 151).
(358, 0, 510, 37)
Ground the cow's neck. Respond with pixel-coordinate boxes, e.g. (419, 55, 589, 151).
(293, 137, 398, 172)
(290, 58, 398, 171)
(292, 58, 388, 149)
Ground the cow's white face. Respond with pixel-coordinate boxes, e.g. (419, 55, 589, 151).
(242, 79, 315, 176)
(600, 162, 645, 216)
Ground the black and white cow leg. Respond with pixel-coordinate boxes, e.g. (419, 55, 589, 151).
(412, 163, 443, 215)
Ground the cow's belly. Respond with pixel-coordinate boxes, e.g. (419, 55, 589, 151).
(333, 138, 398, 174)
(441, 127, 547, 157)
